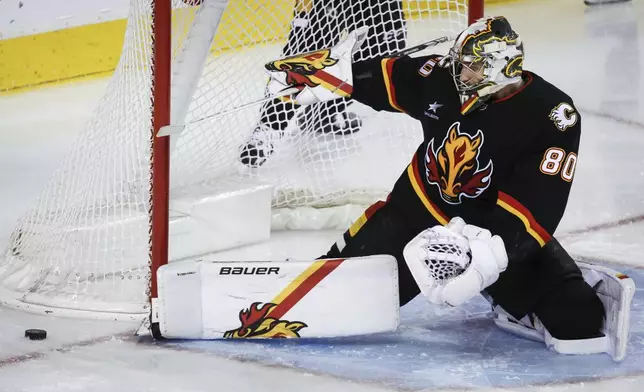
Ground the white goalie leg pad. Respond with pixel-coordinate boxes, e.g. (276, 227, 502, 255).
(155, 255, 400, 339)
(576, 261, 636, 361)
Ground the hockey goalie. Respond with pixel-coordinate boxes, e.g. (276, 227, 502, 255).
(153, 16, 635, 362)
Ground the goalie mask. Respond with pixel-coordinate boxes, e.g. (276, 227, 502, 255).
(446, 16, 524, 115)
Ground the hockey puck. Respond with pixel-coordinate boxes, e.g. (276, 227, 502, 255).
(24, 329, 47, 340)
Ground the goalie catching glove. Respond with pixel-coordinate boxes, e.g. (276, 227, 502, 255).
(403, 217, 508, 307)
(263, 27, 369, 105)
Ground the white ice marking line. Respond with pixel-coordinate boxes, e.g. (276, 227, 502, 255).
(559, 214, 644, 239)
(580, 108, 644, 130)
(0, 332, 133, 368)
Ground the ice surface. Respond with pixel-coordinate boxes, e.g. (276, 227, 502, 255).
(1, 0, 644, 391)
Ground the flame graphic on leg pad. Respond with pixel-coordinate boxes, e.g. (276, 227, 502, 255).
(223, 259, 344, 339)
(223, 302, 307, 339)
(425, 122, 493, 204)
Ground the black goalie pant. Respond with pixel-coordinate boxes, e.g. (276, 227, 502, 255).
(321, 199, 605, 340)
(258, 0, 407, 133)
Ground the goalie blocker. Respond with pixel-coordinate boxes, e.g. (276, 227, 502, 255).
(153, 256, 399, 339)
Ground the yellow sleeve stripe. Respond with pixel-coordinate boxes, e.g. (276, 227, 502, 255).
(496, 191, 552, 247)
(407, 158, 449, 226)
(381, 58, 405, 113)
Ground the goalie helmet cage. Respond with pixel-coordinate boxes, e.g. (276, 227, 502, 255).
(0, 0, 483, 320)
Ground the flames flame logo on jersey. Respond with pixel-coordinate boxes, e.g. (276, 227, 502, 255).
(549, 102, 578, 132)
(425, 122, 493, 204)
(265, 49, 338, 89)
(223, 302, 307, 339)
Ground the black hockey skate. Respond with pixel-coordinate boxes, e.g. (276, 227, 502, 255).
(238, 123, 284, 168)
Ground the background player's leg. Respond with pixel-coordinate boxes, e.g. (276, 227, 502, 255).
(240, 0, 408, 166)
(297, 0, 407, 136)
(322, 199, 423, 306)
(293, 0, 357, 137)
(239, 0, 336, 167)
(353, 0, 407, 59)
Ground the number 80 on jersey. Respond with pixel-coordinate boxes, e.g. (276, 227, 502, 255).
(540, 147, 577, 182)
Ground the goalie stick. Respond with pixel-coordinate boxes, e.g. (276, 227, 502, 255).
(156, 86, 301, 137)
(156, 35, 454, 138)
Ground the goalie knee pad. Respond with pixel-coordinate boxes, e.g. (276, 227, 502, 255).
(492, 262, 635, 361)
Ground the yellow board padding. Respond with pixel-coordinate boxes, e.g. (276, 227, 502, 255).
(0, 1, 294, 93)
(0, 0, 521, 93)
(210, 0, 292, 51)
(0, 19, 127, 92)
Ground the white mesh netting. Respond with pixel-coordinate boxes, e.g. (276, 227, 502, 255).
(424, 241, 470, 282)
(0, 0, 474, 318)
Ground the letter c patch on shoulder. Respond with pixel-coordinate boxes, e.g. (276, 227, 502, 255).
(549, 102, 578, 132)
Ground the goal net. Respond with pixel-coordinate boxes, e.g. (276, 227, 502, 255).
(0, 0, 482, 318)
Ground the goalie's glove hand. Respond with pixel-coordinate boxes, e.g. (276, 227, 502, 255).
(264, 27, 369, 105)
(403, 217, 508, 307)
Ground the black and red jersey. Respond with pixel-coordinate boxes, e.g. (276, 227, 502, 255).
(351, 55, 581, 264)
